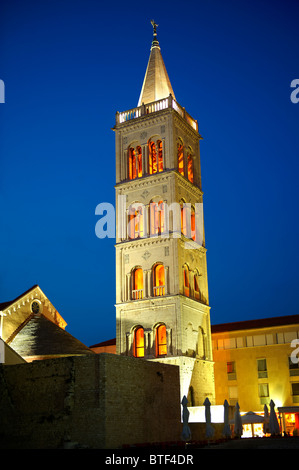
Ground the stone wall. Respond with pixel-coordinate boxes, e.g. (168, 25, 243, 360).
(0, 353, 181, 449)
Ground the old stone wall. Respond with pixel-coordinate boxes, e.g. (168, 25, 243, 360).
(0, 353, 181, 449)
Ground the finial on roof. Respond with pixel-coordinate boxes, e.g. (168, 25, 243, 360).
(150, 19, 160, 48)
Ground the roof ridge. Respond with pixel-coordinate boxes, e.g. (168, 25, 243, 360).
(6, 312, 35, 344)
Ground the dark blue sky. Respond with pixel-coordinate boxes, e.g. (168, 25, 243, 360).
(0, 0, 298, 347)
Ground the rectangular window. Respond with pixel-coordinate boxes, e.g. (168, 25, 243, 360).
(291, 383, 299, 403)
(258, 383, 269, 404)
(227, 361, 236, 380)
(257, 358, 268, 378)
(289, 357, 299, 376)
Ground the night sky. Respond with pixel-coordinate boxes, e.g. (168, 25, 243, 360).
(1, 0, 298, 348)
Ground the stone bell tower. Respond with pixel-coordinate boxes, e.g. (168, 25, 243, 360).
(114, 21, 215, 405)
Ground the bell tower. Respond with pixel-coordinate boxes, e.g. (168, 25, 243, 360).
(114, 21, 215, 405)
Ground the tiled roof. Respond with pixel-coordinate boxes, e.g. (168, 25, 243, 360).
(211, 314, 299, 333)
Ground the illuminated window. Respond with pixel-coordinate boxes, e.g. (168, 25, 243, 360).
(156, 324, 167, 356)
(149, 141, 157, 174)
(157, 140, 163, 172)
(153, 264, 165, 296)
(180, 201, 187, 236)
(183, 265, 189, 297)
(149, 140, 163, 174)
(194, 272, 200, 300)
(128, 148, 136, 180)
(187, 154, 194, 183)
(133, 327, 144, 357)
(178, 141, 184, 176)
(128, 204, 144, 239)
(150, 200, 165, 235)
(191, 206, 196, 241)
(227, 361, 236, 380)
(128, 146, 142, 180)
(132, 268, 143, 300)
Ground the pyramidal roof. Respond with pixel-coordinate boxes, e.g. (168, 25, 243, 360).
(137, 20, 175, 106)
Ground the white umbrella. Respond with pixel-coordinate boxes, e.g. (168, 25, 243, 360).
(269, 399, 280, 436)
(181, 395, 191, 441)
(222, 399, 232, 438)
(263, 404, 270, 434)
(234, 402, 243, 437)
(204, 397, 215, 439)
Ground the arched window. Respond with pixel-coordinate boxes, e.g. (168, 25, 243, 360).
(128, 146, 142, 179)
(153, 263, 165, 296)
(184, 265, 190, 297)
(128, 148, 136, 180)
(149, 141, 157, 174)
(133, 327, 144, 357)
(157, 140, 163, 172)
(128, 204, 144, 239)
(150, 200, 165, 235)
(156, 324, 167, 356)
(187, 154, 194, 183)
(149, 139, 163, 175)
(194, 271, 200, 300)
(137, 146, 142, 177)
(191, 206, 196, 241)
(178, 141, 184, 176)
(132, 267, 143, 300)
(180, 201, 187, 236)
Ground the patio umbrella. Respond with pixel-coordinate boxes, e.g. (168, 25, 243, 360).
(222, 399, 232, 438)
(234, 402, 243, 437)
(181, 395, 191, 441)
(269, 399, 280, 436)
(241, 411, 264, 437)
(204, 397, 215, 439)
(263, 404, 270, 434)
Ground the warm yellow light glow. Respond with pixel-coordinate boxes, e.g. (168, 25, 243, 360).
(181, 203, 187, 236)
(184, 266, 189, 297)
(153, 264, 165, 296)
(132, 268, 143, 299)
(128, 205, 144, 239)
(178, 143, 184, 176)
(134, 327, 144, 357)
(156, 324, 167, 356)
(191, 207, 196, 241)
(187, 154, 193, 183)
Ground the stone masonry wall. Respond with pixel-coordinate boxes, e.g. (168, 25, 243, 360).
(0, 353, 181, 449)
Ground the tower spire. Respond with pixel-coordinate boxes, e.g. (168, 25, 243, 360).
(137, 20, 176, 106)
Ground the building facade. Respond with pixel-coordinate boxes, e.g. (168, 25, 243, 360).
(114, 22, 215, 404)
(212, 314, 299, 435)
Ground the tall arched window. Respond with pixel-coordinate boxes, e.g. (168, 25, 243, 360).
(180, 201, 187, 236)
(137, 146, 142, 177)
(149, 139, 163, 175)
(128, 204, 144, 239)
(132, 267, 143, 299)
(150, 200, 165, 235)
(194, 271, 200, 300)
(178, 141, 184, 176)
(156, 324, 167, 356)
(184, 265, 190, 297)
(187, 153, 194, 183)
(153, 263, 165, 296)
(133, 327, 144, 357)
(149, 141, 157, 174)
(191, 206, 196, 241)
(157, 140, 163, 172)
(128, 148, 136, 180)
(128, 146, 142, 179)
